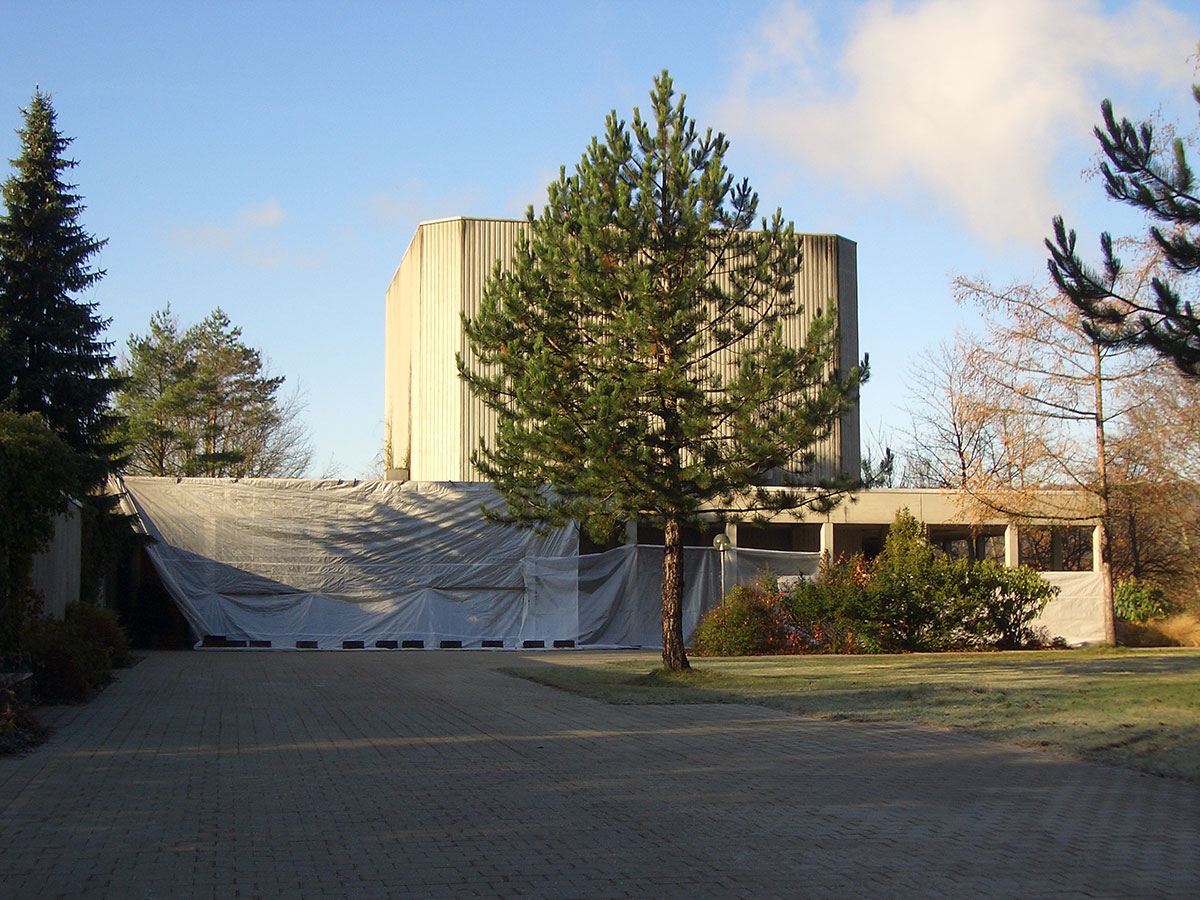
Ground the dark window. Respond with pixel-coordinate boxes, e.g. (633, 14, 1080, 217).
(1019, 526, 1093, 571)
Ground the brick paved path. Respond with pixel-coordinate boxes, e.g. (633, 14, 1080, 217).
(1, 650, 1197, 899)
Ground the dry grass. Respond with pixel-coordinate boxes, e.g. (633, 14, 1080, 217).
(1119, 612, 1200, 647)
(1159, 612, 1200, 647)
(506, 647, 1200, 782)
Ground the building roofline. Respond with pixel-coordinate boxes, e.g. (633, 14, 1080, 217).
(410, 215, 855, 244)
(416, 215, 529, 227)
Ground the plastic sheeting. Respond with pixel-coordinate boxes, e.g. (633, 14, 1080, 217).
(1035, 571, 1109, 646)
(120, 477, 578, 648)
(122, 476, 1104, 649)
(122, 476, 824, 650)
(524, 550, 1102, 647)
(523, 545, 821, 647)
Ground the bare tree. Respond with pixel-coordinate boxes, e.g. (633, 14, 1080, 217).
(1107, 363, 1200, 606)
(234, 383, 314, 479)
(910, 124, 1200, 624)
(943, 277, 1161, 643)
(902, 335, 1004, 490)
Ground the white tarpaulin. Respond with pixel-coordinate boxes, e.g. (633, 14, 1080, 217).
(122, 476, 824, 650)
(120, 477, 578, 648)
(121, 476, 1102, 649)
(522, 548, 1102, 647)
(522, 545, 822, 648)
(1035, 571, 1109, 646)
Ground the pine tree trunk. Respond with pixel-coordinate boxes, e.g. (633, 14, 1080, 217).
(1097, 519, 1115, 645)
(661, 517, 690, 671)
(1092, 343, 1115, 646)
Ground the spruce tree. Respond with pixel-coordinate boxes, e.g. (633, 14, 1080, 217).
(0, 89, 119, 482)
(459, 72, 866, 671)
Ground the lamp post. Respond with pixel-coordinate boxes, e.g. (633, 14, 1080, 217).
(712, 532, 732, 604)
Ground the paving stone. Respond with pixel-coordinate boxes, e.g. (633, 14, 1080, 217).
(0, 650, 1197, 898)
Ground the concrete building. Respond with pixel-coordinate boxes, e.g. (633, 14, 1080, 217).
(383, 216, 1109, 643)
(31, 500, 81, 619)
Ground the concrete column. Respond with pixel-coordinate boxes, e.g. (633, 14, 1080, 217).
(1004, 523, 1019, 568)
(1093, 524, 1103, 574)
(725, 522, 738, 547)
(820, 521, 834, 558)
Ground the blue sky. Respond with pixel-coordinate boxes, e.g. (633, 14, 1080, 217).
(2, 1, 1197, 477)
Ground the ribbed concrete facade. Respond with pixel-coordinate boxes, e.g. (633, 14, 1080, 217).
(385, 216, 861, 483)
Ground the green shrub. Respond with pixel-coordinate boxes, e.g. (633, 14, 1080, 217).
(1, 686, 45, 754)
(785, 558, 872, 653)
(697, 510, 1060, 656)
(861, 511, 964, 652)
(692, 580, 801, 656)
(1114, 578, 1175, 623)
(24, 609, 118, 703)
(65, 602, 131, 668)
(854, 513, 1056, 652)
(957, 561, 1058, 649)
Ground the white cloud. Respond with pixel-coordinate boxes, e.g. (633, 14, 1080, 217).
(169, 198, 316, 268)
(721, 0, 1197, 246)
(237, 198, 286, 229)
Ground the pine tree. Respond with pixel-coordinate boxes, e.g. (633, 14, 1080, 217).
(114, 306, 312, 478)
(0, 90, 119, 481)
(186, 309, 286, 477)
(114, 307, 200, 476)
(458, 72, 866, 671)
(1047, 85, 1200, 375)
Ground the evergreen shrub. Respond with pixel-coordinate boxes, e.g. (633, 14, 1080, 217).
(0, 686, 44, 754)
(1114, 578, 1175, 623)
(958, 561, 1059, 649)
(65, 602, 131, 668)
(24, 604, 129, 703)
(862, 512, 965, 651)
(785, 555, 874, 653)
(0, 691, 44, 753)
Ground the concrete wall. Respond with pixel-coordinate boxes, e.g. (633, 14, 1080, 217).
(30, 502, 81, 619)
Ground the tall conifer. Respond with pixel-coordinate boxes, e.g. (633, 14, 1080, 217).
(0, 90, 118, 482)
(459, 72, 867, 670)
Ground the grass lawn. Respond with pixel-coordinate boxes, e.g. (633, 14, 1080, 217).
(504, 647, 1200, 782)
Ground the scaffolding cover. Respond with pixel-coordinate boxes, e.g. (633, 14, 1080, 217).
(1035, 571, 1108, 646)
(120, 477, 579, 648)
(523, 545, 821, 648)
(120, 477, 823, 650)
(120, 477, 1101, 649)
